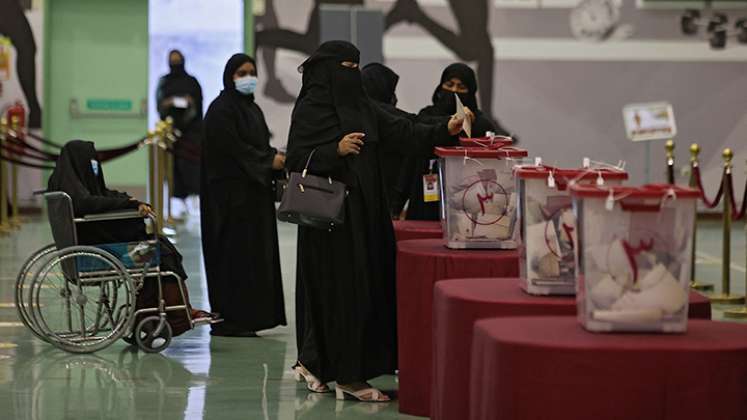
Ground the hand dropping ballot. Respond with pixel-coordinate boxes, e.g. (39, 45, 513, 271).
(455, 93, 472, 138)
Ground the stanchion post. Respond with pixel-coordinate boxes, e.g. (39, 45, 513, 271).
(147, 129, 158, 232)
(665, 139, 675, 184)
(710, 148, 745, 304)
(724, 158, 747, 318)
(9, 116, 20, 228)
(164, 117, 176, 228)
(155, 121, 166, 234)
(688, 144, 714, 291)
(0, 117, 10, 234)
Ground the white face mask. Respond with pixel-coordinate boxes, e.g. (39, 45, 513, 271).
(90, 159, 100, 176)
(235, 75, 258, 95)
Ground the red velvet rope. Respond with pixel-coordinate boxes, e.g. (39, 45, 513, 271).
(692, 165, 723, 208)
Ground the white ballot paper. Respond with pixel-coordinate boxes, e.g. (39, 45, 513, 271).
(172, 96, 189, 109)
(455, 93, 472, 138)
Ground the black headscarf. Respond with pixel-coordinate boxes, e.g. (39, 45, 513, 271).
(361, 63, 399, 106)
(430, 63, 479, 115)
(290, 41, 367, 149)
(168, 49, 186, 77)
(223, 53, 256, 93)
(48, 140, 138, 216)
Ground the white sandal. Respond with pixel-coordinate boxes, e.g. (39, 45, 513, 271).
(335, 383, 391, 402)
(292, 363, 331, 393)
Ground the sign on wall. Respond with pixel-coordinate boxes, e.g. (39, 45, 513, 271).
(623, 102, 677, 142)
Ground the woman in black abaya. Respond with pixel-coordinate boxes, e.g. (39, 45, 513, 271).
(156, 50, 204, 204)
(400, 63, 511, 221)
(47, 140, 214, 338)
(201, 54, 287, 337)
(288, 41, 466, 402)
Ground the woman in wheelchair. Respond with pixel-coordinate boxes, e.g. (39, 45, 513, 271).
(47, 140, 219, 340)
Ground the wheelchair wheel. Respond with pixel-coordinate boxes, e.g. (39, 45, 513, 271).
(15, 244, 57, 342)
(29, 246, 136, 353)
(134, 316, 172, 353)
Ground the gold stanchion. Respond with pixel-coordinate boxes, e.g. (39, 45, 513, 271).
(710, 148, 745, 304)
(8, 116, 20, 228)
(155, 122, 166, 234)
(164, 117, 177, 228)
(0, 117, 10, 234)
(665, 139, 675, 184)
(688, 144, 714, 292)
(147, 129, 158, 232)
(724, 158, 747, 318)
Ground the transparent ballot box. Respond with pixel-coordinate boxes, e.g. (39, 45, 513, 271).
(434, 146, 528, 249)
(515, 166, 628, 295)
(570, 184, 700, 333)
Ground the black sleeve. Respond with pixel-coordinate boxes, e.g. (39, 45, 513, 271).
(204, 105, 275, 187)
(156, 77, 169, 120)
(71, 193, 139, 217)
(375, 105, 457, 157)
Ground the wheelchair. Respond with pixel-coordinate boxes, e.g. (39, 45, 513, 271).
(15, 191, 209, 353)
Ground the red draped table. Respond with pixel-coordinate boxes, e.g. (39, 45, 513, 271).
(396, 239, 519, 417)
(392, 220, 443, 242)
(432, 277, 712, 420)
(470, 317, 747, 420)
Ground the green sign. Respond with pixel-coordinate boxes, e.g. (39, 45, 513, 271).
(86, 99, 133, 112)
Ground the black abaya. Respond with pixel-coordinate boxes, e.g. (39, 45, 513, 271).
(201, 54, 286, 334)
(288, 42, 456, 384)
(47, 140, 192, 335)
(156, 50, 204, 198)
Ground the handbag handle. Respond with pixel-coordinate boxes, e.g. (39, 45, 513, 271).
(300, 148, 333, 185)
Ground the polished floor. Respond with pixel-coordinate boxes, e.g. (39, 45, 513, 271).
(0, 214, 745, 420)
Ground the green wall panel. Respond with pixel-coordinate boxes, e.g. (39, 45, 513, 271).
(45, 0, 149, 189)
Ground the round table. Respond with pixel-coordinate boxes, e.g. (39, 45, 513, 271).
(392, 220, 442, 242)
(470, 317, 747, 420)
(432, 278, 713, 420)
(396, 239, 520, 417)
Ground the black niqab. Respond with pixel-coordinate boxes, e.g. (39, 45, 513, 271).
(168, 49, 186, 76)
(361, 63, 399, 105)
(430, 62, 479, 114)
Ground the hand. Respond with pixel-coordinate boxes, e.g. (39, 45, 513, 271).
(272, 153, 286, 170)
(138, 203, 155, 217)
(447, 114, 465, 136)
(337, 132, 365, 156)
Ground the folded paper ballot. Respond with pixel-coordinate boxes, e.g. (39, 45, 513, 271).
(455, 93, 472, 138)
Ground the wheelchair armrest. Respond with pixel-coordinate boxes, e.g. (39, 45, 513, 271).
(74, 210, 147, 223)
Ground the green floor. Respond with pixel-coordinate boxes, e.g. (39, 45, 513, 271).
(0, 216, 745, 420)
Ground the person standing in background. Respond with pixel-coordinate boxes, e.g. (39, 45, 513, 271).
(156, 50, 204, 217)
(201, 54, 287, 337)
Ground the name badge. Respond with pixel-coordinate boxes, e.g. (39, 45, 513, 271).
(423, 174, 440, 202)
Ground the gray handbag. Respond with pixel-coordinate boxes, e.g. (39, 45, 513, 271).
(277, 149, 347, 230)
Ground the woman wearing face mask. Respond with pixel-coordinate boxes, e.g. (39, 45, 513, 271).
(399, 63, 511, 221)
(201, 54, 287, 337)
(156, 50, 204, 214)
(287, 41, 466, 402)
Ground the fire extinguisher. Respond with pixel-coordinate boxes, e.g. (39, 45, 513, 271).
(5, 101, 26, 155)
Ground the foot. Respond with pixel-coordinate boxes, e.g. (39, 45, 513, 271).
(335, 382, 391, 402)
(263, 78, 296, 103)
(292, 362, 332, 393)
(192, 309, 222, 324)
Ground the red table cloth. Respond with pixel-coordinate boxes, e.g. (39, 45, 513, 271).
(470, 317, 747, 420)
(432, 278, 712, 420)
(392, 220, 443, 242)
(396, 239, 519, 417)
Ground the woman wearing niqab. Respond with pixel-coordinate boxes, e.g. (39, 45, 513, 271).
(399, 62, 512, 221)
(201, 54, 287, 337)
(287, 41, 465, 401)
(47, 140, 208, 337)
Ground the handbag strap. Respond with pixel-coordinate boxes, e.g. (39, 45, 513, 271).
(301, 149, 317, 178)
(300, 148, 333, 185)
